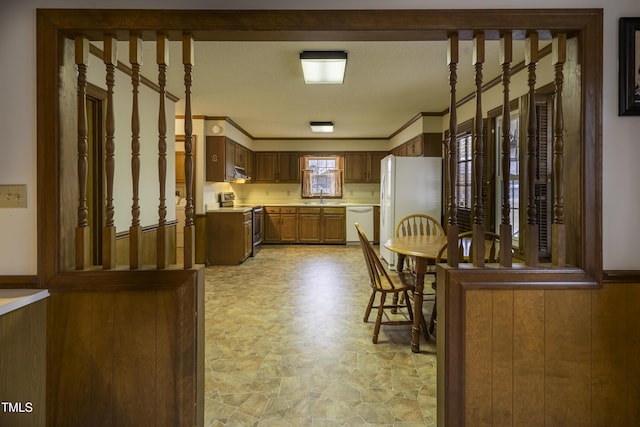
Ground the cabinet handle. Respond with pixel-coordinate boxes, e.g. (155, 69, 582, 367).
(211, 154, 218, 163)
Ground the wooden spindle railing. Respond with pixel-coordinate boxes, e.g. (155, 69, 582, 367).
(129, 34, 143, 269)
(471, 32, 486, 267)
(446, 33, 460, 268)
(552, 34, 567, 267)
(499, 32, 513, 267)
(103, 34, 117, 270)
(183, 34, 196, 269)
(525, 32, 539, 267)
(75, 36, 90, 270)
(156, 33, 170, 269)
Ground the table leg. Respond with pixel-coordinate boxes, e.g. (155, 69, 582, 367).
(411, 258, 428, 352)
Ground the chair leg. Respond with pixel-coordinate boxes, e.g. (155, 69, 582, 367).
(373, 292, 386, 344)
(364, 290, 376, 322)
(428, 296, 437, 335)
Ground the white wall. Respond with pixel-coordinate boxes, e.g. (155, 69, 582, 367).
(87, 48, 177, 231)
(1, 0, 639, 274)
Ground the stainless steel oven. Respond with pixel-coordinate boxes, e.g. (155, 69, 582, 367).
(251, 206, 263, 256)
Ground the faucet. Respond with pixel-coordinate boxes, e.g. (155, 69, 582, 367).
(320, 189, 325, 204)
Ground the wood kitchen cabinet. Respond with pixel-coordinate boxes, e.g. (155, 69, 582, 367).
(264, 207, 298, 242)
(206, 210, 253, 265)
(265, 206, 346, 244)
(298, 208, 321, 243)
(322, 207, 346, 243)
(344, 151, 387, 183)
(206, 136, 252, 182)
(255, 152, 300, 183)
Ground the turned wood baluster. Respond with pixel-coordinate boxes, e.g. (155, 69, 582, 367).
(129, 34, 143, 269)
(75, 36, 90, 270)
(446, 33, 459, 267)
(183, 34, 196, 269)
(525, 32, 539, 267)
(471, 32, 486, 267)
(156, 33, 170, 269)
(552, 34, 567, 267)
(102, 34, 117, 270)
(499, 32, 513, 267)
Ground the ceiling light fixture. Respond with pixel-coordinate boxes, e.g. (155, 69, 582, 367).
(300, 51, 347, 84)
(309, 121, 334, 133)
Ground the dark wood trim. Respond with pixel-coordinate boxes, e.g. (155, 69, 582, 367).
(48, 267, 200, 291)
(602, 270, 640, 283)
(115, 220, 178, 239)
(0, 276, 39, 288)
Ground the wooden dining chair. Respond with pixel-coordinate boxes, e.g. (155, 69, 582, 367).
(429, 231, 501, 334)
(355, 223, 428, 344)
(395, 214, 445, 273)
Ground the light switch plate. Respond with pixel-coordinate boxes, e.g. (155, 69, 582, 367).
(0, 185, 27, 208)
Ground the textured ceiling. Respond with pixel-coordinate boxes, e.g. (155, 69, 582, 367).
(122, 39, 532, 140)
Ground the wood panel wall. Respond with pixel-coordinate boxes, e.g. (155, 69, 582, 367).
(438, 267, 640, 426)
(46, 268, 204, 427)
(0, 299, 47, 427)
(115, 223, 178, 266)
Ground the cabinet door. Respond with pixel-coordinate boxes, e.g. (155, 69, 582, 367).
(277, 152, 300, 183)
(255, 152, 277, 182)
(344, 152, 367, 183)
(205, 136, 225, 182)
(235, 144, 247, 169)
(406, 136, 424, 157)
(264, 211, 281, 242)
(298, 208, 321, 243)
(243, 218, 253, 259)
(322, 208, 346, 243)
(225, 138, 236, 181)
(367, 152, 387, 183)
(280, 213, 298, 242)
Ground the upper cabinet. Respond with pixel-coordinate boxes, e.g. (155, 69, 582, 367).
(391, 133, 443, 158)
(254, 152, 300, 183)
(206, 136, 253, 182)
(344, 151, 387, 183)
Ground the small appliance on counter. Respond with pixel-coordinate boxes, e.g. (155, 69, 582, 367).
(218, 192, 235, 208)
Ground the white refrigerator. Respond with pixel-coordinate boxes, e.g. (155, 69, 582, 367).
(379, 154, 442, 270)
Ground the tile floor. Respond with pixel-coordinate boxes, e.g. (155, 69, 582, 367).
(203, 244, 437, 426)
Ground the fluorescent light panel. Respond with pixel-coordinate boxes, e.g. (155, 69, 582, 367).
(300, 51, 347, 84)
(310, 121, 334, 133)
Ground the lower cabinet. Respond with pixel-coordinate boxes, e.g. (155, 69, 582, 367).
(265, 206, 345, 244)
(206, 210, 253, 265)
(265, 207, 298, 242)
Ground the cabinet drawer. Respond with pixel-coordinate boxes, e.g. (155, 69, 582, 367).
(243, 211, 252, 222)
(323, 207, 345, 215)
(281, 207, 297, 214)
(265, 207, 280, 214)
(298, 207, 321, 214)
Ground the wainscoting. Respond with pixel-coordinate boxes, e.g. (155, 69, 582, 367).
(438, 267, 640, 426)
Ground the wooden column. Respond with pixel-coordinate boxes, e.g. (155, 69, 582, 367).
(446, 33, 459, 267)
(524, 32, 539, 267)
(552, 34, 567, 267)
(156, 33, 170, 269)
(183, 34, 196, 269)
(499, 33, 513, 267)
(102, 34, 117, 270)
(75, 36, 90, 270)
(129, 34, 143, 269)
(471, 32, 486, 267)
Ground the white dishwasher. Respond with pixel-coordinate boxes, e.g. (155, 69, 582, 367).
(345, 205, 375, 243)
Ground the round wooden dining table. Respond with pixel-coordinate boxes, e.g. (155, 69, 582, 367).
(384, 234, 447, 353)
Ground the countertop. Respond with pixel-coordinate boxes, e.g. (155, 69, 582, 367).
(0, 289, 49, 316)
(207, 203, 379, 212)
